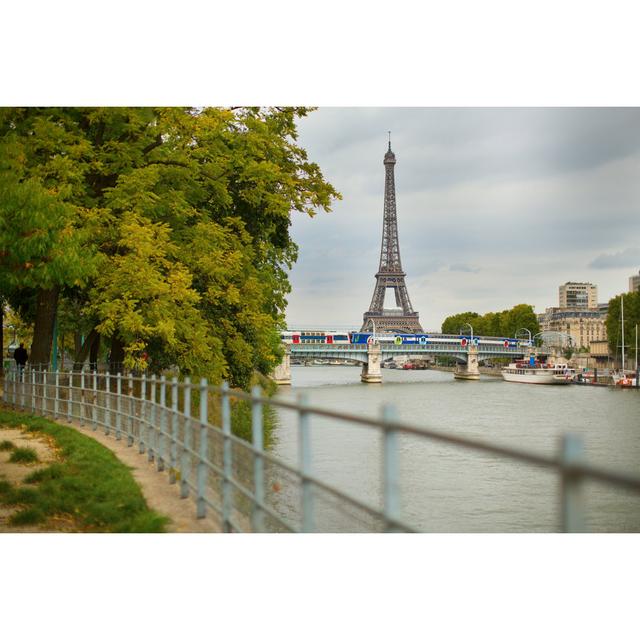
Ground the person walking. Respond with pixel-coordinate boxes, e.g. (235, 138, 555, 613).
(13, 342, 28, 379)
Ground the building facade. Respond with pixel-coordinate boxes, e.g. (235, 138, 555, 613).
(539, 307, 607, 350)
(629, 270, 640, 293)
(558, 282, 598, 309)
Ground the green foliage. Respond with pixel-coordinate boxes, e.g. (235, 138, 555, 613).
(24, 463, 65, 484)
(2, 485, 39, 505)
(0, 439, 16, 451)
(0, 142, 97, 293)
(89, 213, 225, 377)
(441, 304, 540, 338)
(441, 311, 480, 335)
(607, 292, 640, 359)
(10, 508, 46, 526)
(9, 446, 39, 463)
(0, 410, 168, 532)
(0, 107, 340, 388)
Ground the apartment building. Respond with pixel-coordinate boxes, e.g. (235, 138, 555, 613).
(558, 282, 598, 309)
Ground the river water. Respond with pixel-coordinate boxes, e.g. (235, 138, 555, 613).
(269, 365, 640, 532)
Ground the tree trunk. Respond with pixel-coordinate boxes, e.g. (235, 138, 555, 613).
(0, 300, 4, 361)
(74, 331, 83, 357)
(109, 335, 125, 375)
(30, 287, 59, 367)
(90, 332, 101, 372)
(72, 328, 99, 372)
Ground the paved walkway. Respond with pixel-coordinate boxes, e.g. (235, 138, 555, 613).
(0, 402, 221, 533)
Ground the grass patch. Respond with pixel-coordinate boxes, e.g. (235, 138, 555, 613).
(2, 486, 39, 506)
(24, 463, 65, 484)
(10, 508, 46, 526)
(9, 446, 39, 464)
(0, 440, 15, 451)
(0, 410, 169, 532)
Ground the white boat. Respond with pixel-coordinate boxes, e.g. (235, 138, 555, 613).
(501, 362, 575, 385)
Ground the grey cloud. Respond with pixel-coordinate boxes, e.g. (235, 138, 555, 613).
(299, 108, 640, 193)
(449, 263, 481, 273)
(589, 248, 640, 269)
(286, 108, 640, 329)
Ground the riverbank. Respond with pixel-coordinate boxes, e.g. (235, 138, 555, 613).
(0, 406, 220, 533)
(0, 409, 168, 532)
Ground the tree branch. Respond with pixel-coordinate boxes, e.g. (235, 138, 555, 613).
(142, 134, 163, 155)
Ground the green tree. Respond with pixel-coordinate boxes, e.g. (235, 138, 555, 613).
(0, 138, 97, 365)
(441, 312, 480, 335)
(501, 304, 540, 339)
(441, 304, 539, 338)
(0, 107, 340, 386)
(607, 292, 640, 365)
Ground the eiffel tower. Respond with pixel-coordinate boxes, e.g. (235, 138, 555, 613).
(361, 137, 423, 333)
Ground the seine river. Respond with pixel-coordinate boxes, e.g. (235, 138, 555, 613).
(269, 365, 640, 532)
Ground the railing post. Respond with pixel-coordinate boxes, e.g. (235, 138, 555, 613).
(180, 377, 191, 498)
(298, 392, 314, 533)
(42, 369, 48, 417)
(139, 374, 147, 454)
(169, 376, 178, 484)
(382, 404, 401, 532)
(221, 381, 233, 532)
(31, 369, 36, 415)
(20, 367, 26, 410)
(10, 367, 14, 407)
(67, 370, 73, 422)
(105, 373, 111, 435)
(116, 372, 122, 440)
(157, 375, 166, 471)
(80, 368, 86, 427)
(54, 369, 60, 420)
(251, 386, 265, 532)
(92, 370, 98, 431)
(560, 434, 586, 533)
(127, 372, 134, 446)
(148, 374, 157, 462)
(197, 378, 208, 519)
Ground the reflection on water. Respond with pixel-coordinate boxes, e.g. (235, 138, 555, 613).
(269, 365, 640, 532)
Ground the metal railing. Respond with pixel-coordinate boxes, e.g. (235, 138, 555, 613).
(3, 365, 640, 532)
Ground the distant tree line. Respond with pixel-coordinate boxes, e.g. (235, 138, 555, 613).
(0, 107, 340, 388)
(440, 304, 540, 339)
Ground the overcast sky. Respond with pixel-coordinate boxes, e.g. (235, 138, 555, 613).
(285, 108, 640, 331)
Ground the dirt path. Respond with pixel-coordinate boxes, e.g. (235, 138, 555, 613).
(72, 419, 221, 533)
(0, 426, 60, 532)
(0, 406, 221, 533)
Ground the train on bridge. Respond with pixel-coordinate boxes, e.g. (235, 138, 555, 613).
(281, 331, 531, 349)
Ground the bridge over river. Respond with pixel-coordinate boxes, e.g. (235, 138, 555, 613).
(273, 338, 550, 384)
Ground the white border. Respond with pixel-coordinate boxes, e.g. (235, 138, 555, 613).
(2, 0, 638, 636)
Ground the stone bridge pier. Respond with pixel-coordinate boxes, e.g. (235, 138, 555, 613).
(453, 346, 480, 381)
(361, 342, 382, 383)
(271, 344, 291, 385)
